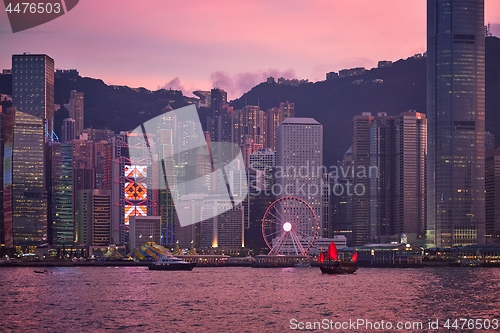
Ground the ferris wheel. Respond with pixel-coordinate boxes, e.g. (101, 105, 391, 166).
(262, 196, 319, 255)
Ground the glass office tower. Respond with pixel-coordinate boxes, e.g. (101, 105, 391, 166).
(3, 107, 47, 250)
(12, 53, 55, 141)
(427, 0, 485, 247)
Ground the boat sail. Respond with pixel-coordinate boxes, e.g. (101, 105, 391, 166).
(318, 241, 358, 274)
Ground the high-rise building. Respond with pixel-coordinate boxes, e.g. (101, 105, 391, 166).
(351, 112, 374, 246)
(485, 131, 496, 151)
(369, 113, 395, 242)
(72, 137, 96, 234)
(245, 148, 276, 253)
(427, 0, 486, 247)
(280, 101, 295, 119)
(200, 197, 244, 251)
(240, 139, 263, 167)
(249, 148, 275, 191)
(233, 105, 267, 148)
(48, 142, 74, 246)
(3, 107, 47, 250)
(61, 118, 75, 144)
(485, 149, 500, 244)
(485, 36, 500, 148)
(276, 118, 323, 237)
(12, 53, 54, 141)
(66, 90, 84, 136)
(350, 111, 427, 246)
(77, 189, 111, 246)
(266, 107, 282, 151)
(129, 216, 162, 250)
(208, 87, 228, 144)
(174, 194, 203, 249)
(0, 107, 4, 247)
(211, 87, 227, 120)
(82, 128, 115, 142)
(265, 102, 294, 151)
(394, 111, 427, 245)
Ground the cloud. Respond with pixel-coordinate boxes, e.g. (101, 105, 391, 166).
(209, 69, 297, 99)
(160, 77, 186, 92)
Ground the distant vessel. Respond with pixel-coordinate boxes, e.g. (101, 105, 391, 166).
(293, 261, 311, 268)
(148, 256, 196, 271)
(318, 241, 358, 274)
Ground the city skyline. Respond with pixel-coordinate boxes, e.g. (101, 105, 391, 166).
(1, 2, 499, 332)
(1, 0, 499, 99)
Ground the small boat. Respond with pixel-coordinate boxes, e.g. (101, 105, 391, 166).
(34, 268, 49, 274)
(294, 261, 311, 268)
(148, 256, 196, 271)
(318, 241, 358, 274)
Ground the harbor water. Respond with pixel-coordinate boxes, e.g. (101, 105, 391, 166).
(0, 266, 499, 332)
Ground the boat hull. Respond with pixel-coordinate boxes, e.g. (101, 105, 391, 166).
(318, 261, 358, 274)
(148, 263, 196, 271)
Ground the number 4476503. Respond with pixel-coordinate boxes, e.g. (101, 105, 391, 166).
(5, 2, 62, 14)
(443, 318, 499, 330)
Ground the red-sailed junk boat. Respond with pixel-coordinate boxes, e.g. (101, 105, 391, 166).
(318, 241, 358, 274)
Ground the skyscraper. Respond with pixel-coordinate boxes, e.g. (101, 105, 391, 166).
(351, 111, 427, 246)
(48, 142, 74, 246)
(66, 90, 84, 136)
(394, 111, 427, 245)
(3, 107, 47, 250)
(266, 101, 295, 151)
(485, 149, 500, 244)
(77, 189, 111, 246)
(485, 36, 500, 148)
(200, 197, 244, 250)
(0, 107, 4, 247)
(427, 0, 486, 247)
(233, 105, 267, 148)
(351, 112, 374, 246)
(276, 118, 323, 237)
(369, 113, 395, 242)
(61, 118, 75, 143)
(12, 53, 54, 141)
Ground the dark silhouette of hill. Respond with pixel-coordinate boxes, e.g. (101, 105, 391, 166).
(230, 56, 427, 166)
(0, 56, 427, 165)
(52, 77, 190, 136)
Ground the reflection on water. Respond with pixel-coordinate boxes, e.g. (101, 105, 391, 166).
(0, 267, 499, 332)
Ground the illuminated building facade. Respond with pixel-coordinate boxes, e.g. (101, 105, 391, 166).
(78, 189, 111, 246)
(394, 111, 427, 245)
(427, 0, 485, 247)
(110, 132, 158, 247)
(276, 117, 323, 238)
(351, 111, 427, 246)
(61, 118, 75, 144)
(369, 112, 395, 242)
(0, 107, 4, 246)
(12, 53, 54, 141)
(67, 90, 84, 136)
(129, 216, 162, 250)
(233, 105, 267, 148)
(48, 142, 74, 246)
(3, 107, 47, 249)
(200, 197, 244, 250)
(350, 112, 374, 246)
(485, 149, 500, 244)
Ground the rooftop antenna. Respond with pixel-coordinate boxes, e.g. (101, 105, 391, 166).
(485, 22, 492, 37)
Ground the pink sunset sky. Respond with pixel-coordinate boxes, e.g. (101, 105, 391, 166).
(1, 0, 499, 99)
